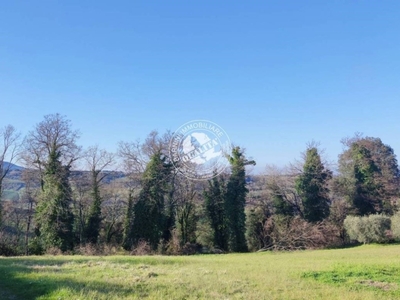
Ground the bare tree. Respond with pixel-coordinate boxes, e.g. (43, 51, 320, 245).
(264, 165, 303, 217)
(0, 125, 21, 201)
(84, 145, 115, 182)
(118, 130, 172, 176)
(21, 169, 40, 254)
(102, 185, 125, 244)
(23, 113, 81, 173)
(24, 114, 81, 251)
(83, 145, 115, 244)
(174, 178, 198, 245)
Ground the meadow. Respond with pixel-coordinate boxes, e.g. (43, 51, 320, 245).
(1, 244, 400, 299)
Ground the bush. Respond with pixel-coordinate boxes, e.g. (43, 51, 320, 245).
(260, 216, 340, 251)
(391, 212, 400, 241)
(344, 214, 391, 244)
(45, 247, 63, 256)
(0, 231, 20, 256)
(131, 240, 152, 255)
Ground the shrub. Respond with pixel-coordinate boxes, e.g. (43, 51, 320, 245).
(261, 216, 340, 251)
(74, 243, 99, 256)
(45, 247, 63, 256)
(344, 214, 391, 244)
(132, 240, 152, 256)
(391, 212, 400, 241)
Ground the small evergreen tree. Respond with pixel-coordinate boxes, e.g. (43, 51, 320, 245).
(271, 188, 294, 216)
(295, 147, 332, 222)
(122, 191, 134, 250)
(84, 170, 102, 244)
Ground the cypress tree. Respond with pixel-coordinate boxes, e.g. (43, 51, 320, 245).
(225, 147, 255, 252)
(295, 147, 332, 222)
(131, 152, 172, 249)
(122, 191, 134, 250)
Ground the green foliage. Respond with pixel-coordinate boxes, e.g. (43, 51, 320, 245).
(131, 152, 173, 249)
(337, 137, 399, 216)
(225, 147, 256, 252)
(390, 212, 400, 241)
(176, 198, 197, 245)
(122, 191, 134, 250)
(273, 193, 294, 216)
(84, 171, 103, 244)
(245, 207, 267, 251)
(344, 214, 391, 244)
(204, 174, 228, 251)
(35, 150, 74, 251)
(295, 147, 332, 222)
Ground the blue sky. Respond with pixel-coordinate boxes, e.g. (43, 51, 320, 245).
(1, 1, 399, 172)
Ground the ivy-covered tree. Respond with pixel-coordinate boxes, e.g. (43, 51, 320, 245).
(295, 147, 332, 222)
(35, 149, 74, 251)
(25, 114, 80, 252)
(204, 173, 228, 251)
(271, 184, 295, 216)
(225, 147, 255, 252)
(122, 191, 134, 250)
(131, 151, 173, 249)
(335, 136, 399, 215)
(84, 146, 114, 244)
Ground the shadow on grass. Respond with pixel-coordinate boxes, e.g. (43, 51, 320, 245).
(0, 257, 167, 299)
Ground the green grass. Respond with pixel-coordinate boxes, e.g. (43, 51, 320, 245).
(1, 244, 400, 299)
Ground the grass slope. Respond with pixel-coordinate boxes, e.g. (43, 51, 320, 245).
(0, 244, 399, 299)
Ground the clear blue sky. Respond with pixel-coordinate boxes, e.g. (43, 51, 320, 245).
(1, 1, 399, 172)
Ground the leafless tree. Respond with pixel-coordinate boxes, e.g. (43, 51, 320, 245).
(101, 185, 125, 244)
(23, 113, 81, 173)
(0, 125, 21, 201)
(70, 174, 91, 244)
(174, 177, 199, 245)
(264, 165, 303, 216)
(118, 130, 173, 190)
(84, 145, 115, 183)
(23, 170, 40, 254)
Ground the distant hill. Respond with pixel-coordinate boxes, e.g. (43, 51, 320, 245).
(2, 162, 24, 171)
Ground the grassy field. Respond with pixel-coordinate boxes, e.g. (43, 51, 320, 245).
(1, 244, 400, 299)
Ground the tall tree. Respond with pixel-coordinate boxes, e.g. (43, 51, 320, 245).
(295, 147, 332, 222)
(175, 179, 198, 246)
(0, 125, 21, 223)
(204, 173, 228, 251)
(335, 136, 399, 215)
(131, 151, 173, 249)
(122, 191, 134, 250)
(25, 114, 80, 251)
(225, 147, 255, 252)
(84, 146, 114, 244)
(35, 149, 75, 251)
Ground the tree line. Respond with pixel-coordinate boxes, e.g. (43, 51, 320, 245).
(0, 114, 399, 255)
